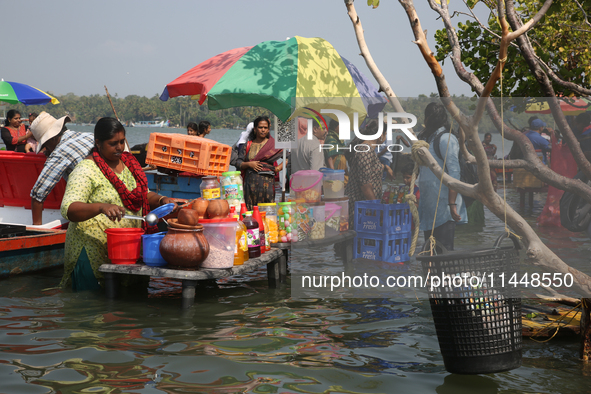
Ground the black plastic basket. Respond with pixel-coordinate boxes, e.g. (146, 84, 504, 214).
(416, 234, 522, 374)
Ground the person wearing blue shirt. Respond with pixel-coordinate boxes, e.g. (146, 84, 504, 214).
(525, 118, 551, 164)
(417, 103, 467, 251)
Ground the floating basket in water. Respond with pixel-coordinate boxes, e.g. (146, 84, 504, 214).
(416, 234, 522, 374)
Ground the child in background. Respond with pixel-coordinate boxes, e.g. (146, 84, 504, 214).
(402, 163, 419, 206)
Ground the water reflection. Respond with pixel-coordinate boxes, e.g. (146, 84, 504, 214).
(1, 187, 591, 392)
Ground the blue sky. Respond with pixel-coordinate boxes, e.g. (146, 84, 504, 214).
(2, 0, 479, 99)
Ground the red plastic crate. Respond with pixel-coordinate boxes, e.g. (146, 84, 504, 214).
(145, 133, 231, 176)
(0, 151, 66, 209)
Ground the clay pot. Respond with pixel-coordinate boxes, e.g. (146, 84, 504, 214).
(206, 199, 230, 219)
(159, 223, 209, 268)
(178, 208, 199, 226)
(192, 198, 209, 219)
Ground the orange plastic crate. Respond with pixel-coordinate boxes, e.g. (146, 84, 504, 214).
(145, 133, 231, 176)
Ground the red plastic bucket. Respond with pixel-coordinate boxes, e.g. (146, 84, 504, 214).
(105, 228, 144, 265)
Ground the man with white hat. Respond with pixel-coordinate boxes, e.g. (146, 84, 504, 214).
(29, 111, 94, 225)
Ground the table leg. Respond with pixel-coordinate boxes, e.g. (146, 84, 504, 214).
(279, 250, 288, 283)
(529, 191, 534, 207)
(181, 280, 198, 309)
(519, 189, 525, 208)
(104, 272, 118, 299)
(345, 242, 353, 263)
(267, 258, 281, 289)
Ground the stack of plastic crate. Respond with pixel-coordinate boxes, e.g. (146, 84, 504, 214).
(145, 133, 231, 176)
(353, 199, 412, 263)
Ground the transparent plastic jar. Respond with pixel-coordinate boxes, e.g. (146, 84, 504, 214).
(277, 201, 296, 243)
(221, 171, 244, 212)
(200, 176, 221, 200)
(258, 203, 278, 244)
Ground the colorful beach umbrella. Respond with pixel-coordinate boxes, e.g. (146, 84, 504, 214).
(0, 80, 60, 106)
(160, 36, 386, 122)
(525, 97, 591, 116)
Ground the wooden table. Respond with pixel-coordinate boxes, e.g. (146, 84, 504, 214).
(271, 230, 357, 263)
(98, 248, 286, 309)
(517, 186, 547, 208)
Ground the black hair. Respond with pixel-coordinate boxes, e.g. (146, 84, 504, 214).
(94, 117, 125, 143)
(357, 118, 380, 137)
(249, 116, 271, 140)
(575, 112, 591, 127)
(421, 102, 449, 141)
(5, 110, 21, 126)
(402, 163, 415, 176)
(329, 118, 339, 132)
(28, 112, 38, 118)
(198, 120, 211, 135)
(484, 132, 492, 139)
(187, 122, 198, 131)
(528, 116, 539, 127)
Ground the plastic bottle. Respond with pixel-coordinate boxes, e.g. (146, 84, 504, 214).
(253, 206, 265, 254)
(261, 211, 271, 252)
(240, 202, 248, 219)
(232, 212, 248, 265)
(242, 211, 260, 258)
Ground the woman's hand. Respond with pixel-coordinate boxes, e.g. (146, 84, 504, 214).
(246, 161, 264, 172)
(99, 203, 127, 222)
(449, 204, 461, 222)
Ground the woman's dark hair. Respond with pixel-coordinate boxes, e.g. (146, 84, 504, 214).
(249, 116, 271, 140)
(94, 117, 125, 143)
(329, 118, 339, 132)
(357, 118, 381, 138)
(5, 110, 21, 126)
(198, 120, 210, 135)
(423, 102, 449, 136)
(187, 122, 198, 131)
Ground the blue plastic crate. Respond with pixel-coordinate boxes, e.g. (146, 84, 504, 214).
(146, 172, 202, 199)
(354, 200, 411, 234)
(353, 231, 411, 263)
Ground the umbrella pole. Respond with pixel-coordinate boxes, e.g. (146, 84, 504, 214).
(105, 85, 130, 152)
(273, 115, 287, 202)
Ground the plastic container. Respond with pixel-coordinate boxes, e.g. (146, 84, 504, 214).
(290, 170, 323, 203)
(145, 132, 231, 176)
(105, 228, 144, 265)
(252, 206, 265, 254)
(199, 218, 237, 268)
(294, 200, 311, 242)
(243, 211, 261, 258)
(354, 200, 411, 234)
(416, 234, 523, 374)
(232, 214, 248, 265)
(200, 176, 221, 200)
(354, 231, 411, 263)
(141, 232, 167, 267)
(221, 171, 244, 212)
(261, 212, 271, 252)
(258, 203, 278, 244)
(308, 202, 325, 240)
(324, 202, 341, 238)
(324, 197, 349, 231)
(278, 202, 296, 243)
(319, 168, 345, 199)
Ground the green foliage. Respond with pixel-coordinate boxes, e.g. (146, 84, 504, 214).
(6, 94, 271, 129)
(367, 0, 380, 9)
(434, 0, 591, 98)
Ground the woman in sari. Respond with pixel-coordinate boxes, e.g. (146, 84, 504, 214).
(60, 117, 175, 291)
(236, 116, 283, 210)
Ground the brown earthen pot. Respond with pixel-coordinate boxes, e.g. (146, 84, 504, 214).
(192, 198, 209, 219)
(178, 208, 199, 226)
(159, 223, 209, 268)
(206, 199, 230, 219)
